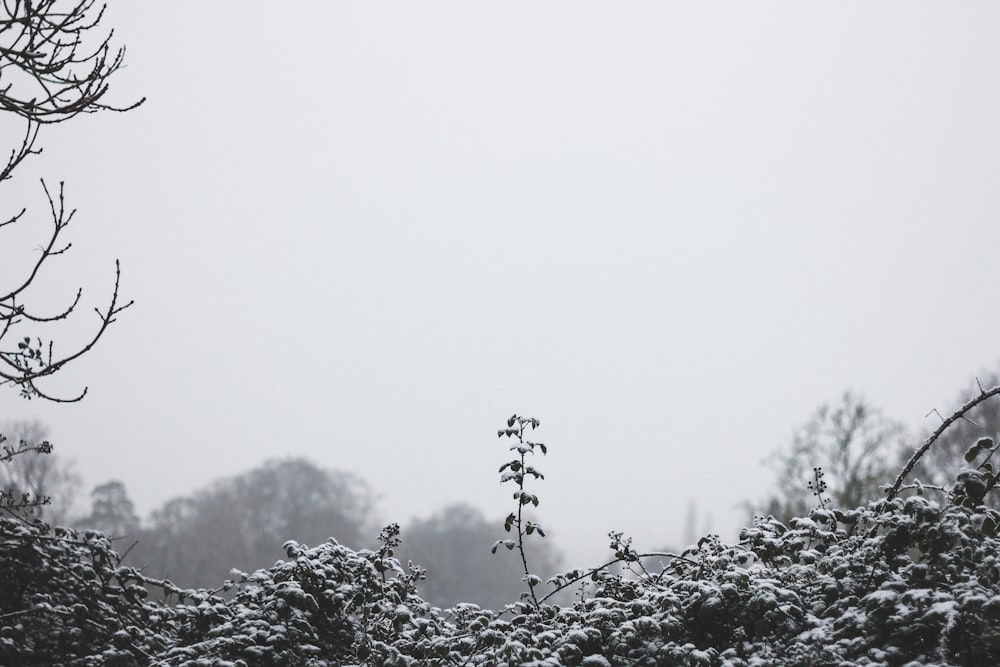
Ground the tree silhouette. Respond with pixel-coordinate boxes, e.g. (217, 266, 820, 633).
(750, 391, 907, 523)
(74, 480, 140, 539)
(134, 459, 378, 589)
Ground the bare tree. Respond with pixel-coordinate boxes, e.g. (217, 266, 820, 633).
(0, 0, 143, 402)
(749, 391, 908, 523)
(0, 1, 143, 527)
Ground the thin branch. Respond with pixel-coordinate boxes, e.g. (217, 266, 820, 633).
(0, 118, 40, 182)
(886, 384, 1000, 500)
(537, 551, 700, 606)
(0, 259, 133, 401)
(0, 179, 74, 303)
(0, 0, 145, 124)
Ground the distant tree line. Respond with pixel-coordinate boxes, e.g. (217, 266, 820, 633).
(1, 427, 562, 610)
(6, 370, 999, 611)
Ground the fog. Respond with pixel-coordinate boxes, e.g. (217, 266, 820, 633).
(5, 2, 1000, 567)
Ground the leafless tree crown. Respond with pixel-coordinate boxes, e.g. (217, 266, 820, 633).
(0, 0, 143, 401)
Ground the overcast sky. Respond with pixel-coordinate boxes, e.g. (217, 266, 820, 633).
(5, 2, 1000, 567)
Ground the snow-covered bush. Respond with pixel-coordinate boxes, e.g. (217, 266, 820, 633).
(4, 401, 1000, 665)
(0, 520, 166, 664)
(0, 518, 443, 665)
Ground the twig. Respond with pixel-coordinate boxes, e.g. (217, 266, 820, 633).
(887, 384, 1000, 500)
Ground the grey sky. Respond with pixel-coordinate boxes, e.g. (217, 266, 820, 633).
(5, 2, 1000, 567)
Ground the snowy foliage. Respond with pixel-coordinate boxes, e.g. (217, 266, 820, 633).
(4, 412, 1000, 665)
(4, 493, 1000, 666)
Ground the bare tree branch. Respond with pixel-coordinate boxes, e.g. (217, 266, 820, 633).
(0, 0, 145, 124)
(0, 0, 141, 401)
(887, 383, 1000, 500)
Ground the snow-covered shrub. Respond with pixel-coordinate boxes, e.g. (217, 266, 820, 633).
(391, 496, 999, 666)
(5, 400, 1000, 666)
(0, 519, 167, 664)
(0, 519, 441, 665)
